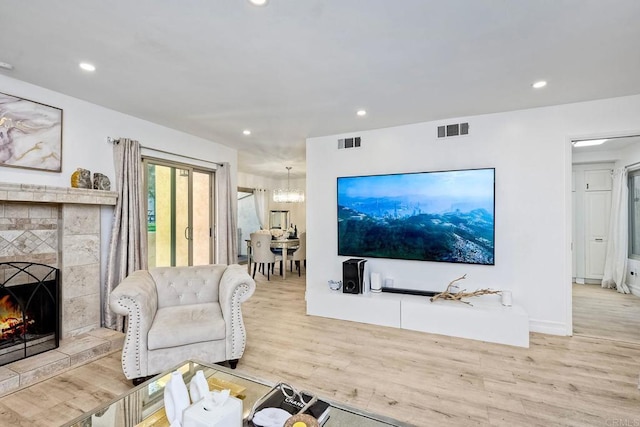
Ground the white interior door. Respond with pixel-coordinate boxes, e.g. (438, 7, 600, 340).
(585, 169, 613, 191)
(584, 190, 612, 279)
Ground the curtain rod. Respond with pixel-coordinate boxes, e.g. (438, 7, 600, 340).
(107, 137, 224, 167)
(626, 161, 640, 169)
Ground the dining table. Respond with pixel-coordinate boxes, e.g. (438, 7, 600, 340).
(246, 237, 300, 280)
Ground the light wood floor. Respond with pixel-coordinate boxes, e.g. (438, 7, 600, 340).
(1, 270, 640, 426)
(573, 283, 640, 343)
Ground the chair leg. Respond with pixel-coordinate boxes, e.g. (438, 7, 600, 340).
(267, 263, 270, 280)
(132, 375, 154, 386)
(228, 359, 239, 369)
(252, 263, 257, 278)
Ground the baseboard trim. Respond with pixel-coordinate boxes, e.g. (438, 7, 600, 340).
(629, 283, 640, 297)
(529, 319, 568, 336)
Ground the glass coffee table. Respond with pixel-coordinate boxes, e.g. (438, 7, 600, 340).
(63, 360, 410, 427)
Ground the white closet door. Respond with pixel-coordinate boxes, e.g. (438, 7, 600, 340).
(585, 190, 611, 279)
(585, 169, 612, 191)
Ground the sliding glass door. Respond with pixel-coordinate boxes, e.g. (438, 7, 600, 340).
(192, 170, 213, 266)
(145, 159, 214, 267)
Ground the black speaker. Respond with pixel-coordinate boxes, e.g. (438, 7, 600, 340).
(343, 258, 366, 294)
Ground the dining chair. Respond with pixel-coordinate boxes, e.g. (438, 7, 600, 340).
(250, 232, 281, 280)
(290, 232, 306, 276)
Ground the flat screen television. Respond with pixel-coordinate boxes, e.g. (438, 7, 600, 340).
(337, 168, 495, 265)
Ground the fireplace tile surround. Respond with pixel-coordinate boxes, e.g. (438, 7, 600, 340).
(0, 182, 124, 395)
(0, 182, 117, 338)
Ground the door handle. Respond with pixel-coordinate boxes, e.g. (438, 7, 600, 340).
(595, 238, 604, 242)
(184, 226, 192, 240)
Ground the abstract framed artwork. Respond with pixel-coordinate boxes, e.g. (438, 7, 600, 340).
(0, 91, 63, 172)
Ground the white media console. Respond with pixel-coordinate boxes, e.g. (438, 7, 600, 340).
(306, 288, 529, 348)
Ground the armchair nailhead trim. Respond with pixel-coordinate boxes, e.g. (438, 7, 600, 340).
(230, 284, 250, 357)
(117, 295, 143, 378)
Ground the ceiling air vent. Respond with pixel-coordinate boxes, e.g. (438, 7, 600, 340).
(437, 122, 469, 138)
(338, 136, 361, 149)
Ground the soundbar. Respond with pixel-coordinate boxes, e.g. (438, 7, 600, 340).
(381, 287, 439, 297)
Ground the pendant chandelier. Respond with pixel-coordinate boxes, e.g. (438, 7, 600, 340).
(273, 166, 305, 203)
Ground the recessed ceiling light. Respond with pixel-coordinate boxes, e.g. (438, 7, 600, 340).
(356, 110, 367, 116)
(79, 62, 96, 72)
(572, 139, 608, 147)
(0, 61, 14, 71)
(532, 80, 547, 89)
(243, 130, 251, 135)
(249, 0, 268, 5)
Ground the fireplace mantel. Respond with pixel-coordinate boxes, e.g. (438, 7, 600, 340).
(0, 182, 117, 205)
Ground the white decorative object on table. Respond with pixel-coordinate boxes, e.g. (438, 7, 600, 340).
(328, 280, 342, 291)
(501, 290, 513, 306)
(252, 407, 291, 427)
(370, 272, 382, 292)
(165, 371, 190, 425)
(182, 389, 242, 427)
(189, 370, 209, 403)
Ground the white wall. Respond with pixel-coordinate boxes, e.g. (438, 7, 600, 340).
(0, 75, 237, 188)
(306, 94, 640, 336)
(627, 259, 640, 296)
(0, 74, 238, 271)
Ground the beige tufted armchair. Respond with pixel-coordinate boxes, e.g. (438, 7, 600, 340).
(109, 264, 256, 383)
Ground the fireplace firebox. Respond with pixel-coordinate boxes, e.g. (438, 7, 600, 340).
(0, 262, 60, 366)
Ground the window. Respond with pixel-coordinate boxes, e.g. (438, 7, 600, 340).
(628, 170, 640, 259)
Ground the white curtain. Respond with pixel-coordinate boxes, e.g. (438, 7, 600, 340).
(216, 162, 237, 265)
(602, 167, 631, 293)
(104, 138, 148, 331)
(253, 188, 269, 229)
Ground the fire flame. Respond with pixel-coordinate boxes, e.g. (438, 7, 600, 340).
(0, 295, 35, 340)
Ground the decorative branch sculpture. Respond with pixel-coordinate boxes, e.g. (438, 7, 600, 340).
(430, 274, 501, 306)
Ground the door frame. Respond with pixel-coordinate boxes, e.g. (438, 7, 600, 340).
(566, 129, 640, 336)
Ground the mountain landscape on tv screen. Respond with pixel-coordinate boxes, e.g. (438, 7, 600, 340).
(338, 203, 494, 265)
(337, 168, 495, 265)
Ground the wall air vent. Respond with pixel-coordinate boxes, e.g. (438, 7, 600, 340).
(338, 136, 362, 149)
(437, 122, 469, 138)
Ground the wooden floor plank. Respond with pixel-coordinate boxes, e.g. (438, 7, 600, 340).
(0, 271, 638, 426)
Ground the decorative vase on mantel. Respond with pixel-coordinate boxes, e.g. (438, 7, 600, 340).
(93, 173, 111, 191)
(70, 168, 91, 189)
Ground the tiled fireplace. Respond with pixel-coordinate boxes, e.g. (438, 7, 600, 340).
(0, 183, 117, 338)
(0, 262, 60, 366)
(0, 183, 124, 394)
